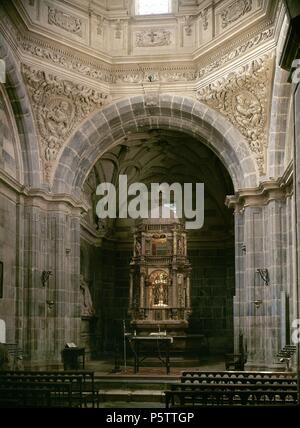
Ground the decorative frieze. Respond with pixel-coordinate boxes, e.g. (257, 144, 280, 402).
(48, 7, 83, 37)
(197, 53, 274, 175)
(184, 16, 193, 36)
(199, 7, 209, 30)
(136, 29, 172, 47)
(221, 0, 252, 29)
(197, 28, 274, 79)
(96, 15, 105, 36)
(0, 10, 276, 87)
(22, 64, 110, 181)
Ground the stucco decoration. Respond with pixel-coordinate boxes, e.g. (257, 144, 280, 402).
(22, 64, 110, 181)
(197, 53, 274, 174)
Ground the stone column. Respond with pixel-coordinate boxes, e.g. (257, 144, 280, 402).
(140, 272, 145, 308)
(172, 269, 177, 308)
(232, 207, 246, 354)
(129, 270, 134, 308)
(23, 196, 82, 363)
(227, 185, 290, 369)
(186, 273, 191, 309)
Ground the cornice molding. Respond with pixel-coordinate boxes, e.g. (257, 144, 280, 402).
(0, 2, 282, 89)
(225, 164, 294, 210)
(0, 168, 88, 212)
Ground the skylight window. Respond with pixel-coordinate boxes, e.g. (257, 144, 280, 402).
(136, 0, 171, 16)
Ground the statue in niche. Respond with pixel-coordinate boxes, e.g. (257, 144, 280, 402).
(45, 137, 58, 161)
(135, 239, 142, 256)
(152, 272, 168, 306)
(177, 236, 184, 255)
(80, 274, 95, 317)
(234, 92, 262, 139)
(41, 98, 73, 142)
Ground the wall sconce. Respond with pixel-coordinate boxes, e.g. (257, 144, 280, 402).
(46, 300, 55, 310)
(256, 268, 270, 286)
(41, 270, 52, 287)
(241, 244, 246, 254)
(253, 299, 263, 309)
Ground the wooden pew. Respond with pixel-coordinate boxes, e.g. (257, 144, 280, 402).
(164, 371, 298, 407)
(181, 370, 296, 381)
(179, 376, 297, 385)
(164, 386, 297, 407)
(0, 370, 98, 408)
(0, 374, 83, 407)
(0, 380, 74, 407)
(0, 387, 51, 408)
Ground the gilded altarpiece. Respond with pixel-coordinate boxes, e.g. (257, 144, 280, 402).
(129, 219, 192, 336)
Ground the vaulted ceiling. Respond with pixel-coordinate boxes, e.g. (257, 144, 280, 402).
(82, 130, 234, 243)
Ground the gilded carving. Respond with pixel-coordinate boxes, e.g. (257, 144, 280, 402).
(197, 54, 274, 174)
(22, 64, 110, 181)
(221, 0, 252, 28)
(48, 7, 83, 37)
(136, 29, 172, 47)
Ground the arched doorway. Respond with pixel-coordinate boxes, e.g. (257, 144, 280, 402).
(52, 95, 257, 361)
(78, 127, 234, 357)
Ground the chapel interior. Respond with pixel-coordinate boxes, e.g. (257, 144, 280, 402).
(0, 0, 300, 408)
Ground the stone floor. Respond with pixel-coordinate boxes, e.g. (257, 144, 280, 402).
(86, 355, 226, 376)
(88, 356, 226, 408)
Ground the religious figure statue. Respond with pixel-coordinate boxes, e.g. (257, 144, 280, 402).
(45, 137, 58, 161)
(234, 92, 262, 141)
(45, 100, 70, 138)
(177, 236, 184, 255)
(80, 274, 95, 317)
(135, 239, 142, 256)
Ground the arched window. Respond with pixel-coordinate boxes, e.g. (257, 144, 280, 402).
(135, 0, 171, 16)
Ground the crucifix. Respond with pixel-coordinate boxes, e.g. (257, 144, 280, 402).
(148, 31, 157, 43)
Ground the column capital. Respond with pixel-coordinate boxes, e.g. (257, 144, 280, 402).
(225, 169, 293, 211)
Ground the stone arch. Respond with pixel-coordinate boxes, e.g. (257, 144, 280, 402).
(53, 94, 259, 196)
(0, 33, 41, 187)
(0, 85, 23, 182)
(267, 64, 292, 178)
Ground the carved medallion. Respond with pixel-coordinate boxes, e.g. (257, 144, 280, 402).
(136, 29, 172, 47)
(221, 0, 252, 28)
(48, 7, 83, 37)
(22, 64, 110, 181)
(197, 53, 274, 174)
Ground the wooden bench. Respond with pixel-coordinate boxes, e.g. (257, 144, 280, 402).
(164, 371, 298, 407)
(0, 374, 84, 407)
(181, 370, 296, 381)
(164, 386, 297, 407)
(179, 371, 296, 386)
(0, 387, 51, 408)
(0, 370, 98, 408)
(0, 380, 74, 407)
